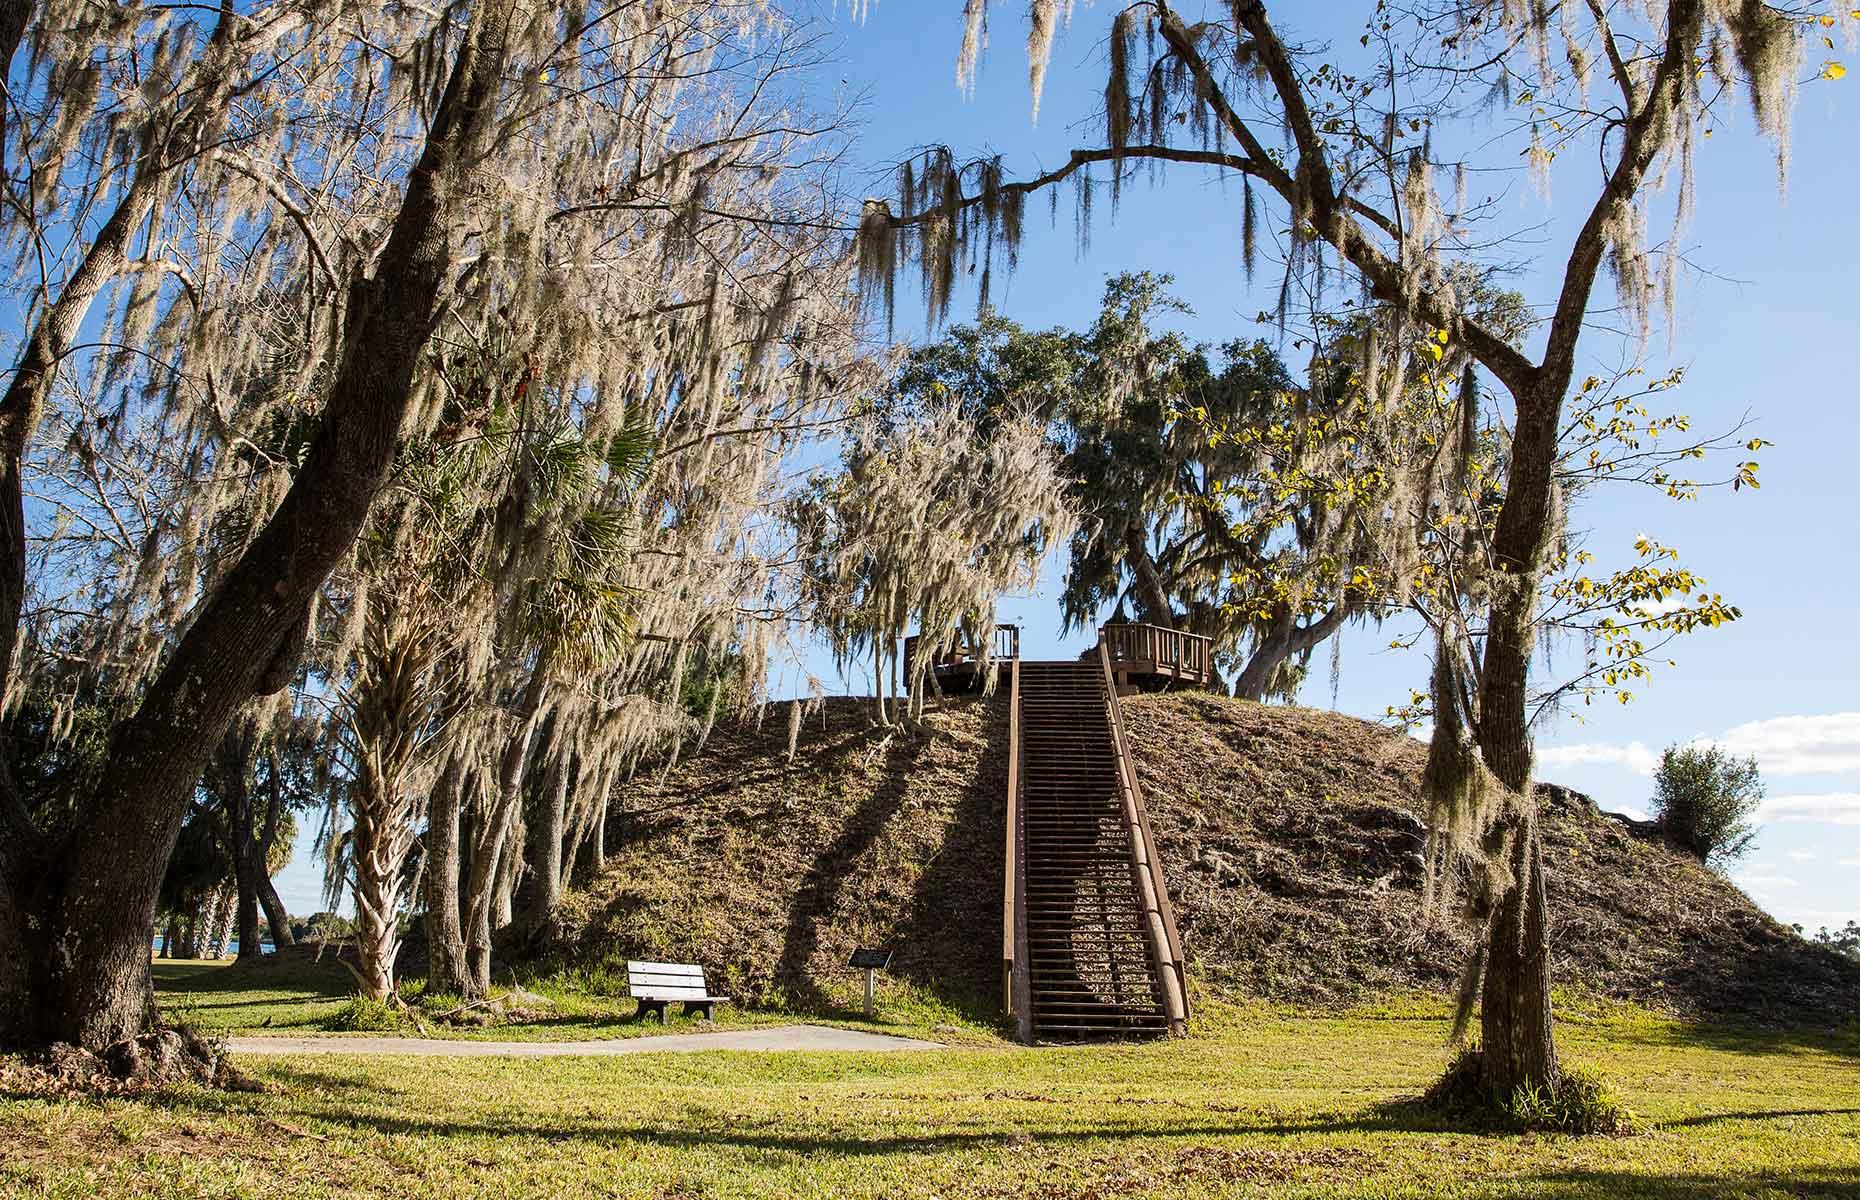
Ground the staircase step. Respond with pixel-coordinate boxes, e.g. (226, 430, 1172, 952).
(1011, 660, 1179, 1045)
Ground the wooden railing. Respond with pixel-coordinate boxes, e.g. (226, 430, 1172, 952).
(1096, 634, 1190, 1034)
(1002, 649, 1030, 1040)
(902, 624, 1021, 693)
(1099, 622, 1213, 689)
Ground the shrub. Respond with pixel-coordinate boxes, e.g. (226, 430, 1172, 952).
(1419, 1047, 1641, 1136)
(325, 996, 403, 1032)
(1649, 744, 1763, 866)
(1502, 1067, 1640, 1136)
(1810, 921, 1860, 961)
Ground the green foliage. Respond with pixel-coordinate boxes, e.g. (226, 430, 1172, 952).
(1502, 1067, 1642, 1136)
(1421, 1047, 1641, 1136)
(1650, 744, 1764, 866)
(293, 912, 357, 942)
(2, 679, 120, 836)
(157, 815, 233, 918)
(893, 272, 1402, 697)
(677, 648, 748, 721)
(1809, 921, 1860, 961)
(324, 995, 405, 1032)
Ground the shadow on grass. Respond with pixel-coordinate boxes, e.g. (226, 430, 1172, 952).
(897, 689, 1012, 1031)
(1522, 1167, 1860, 1198)
(1657, 1107, 1860, 1130)
(153, 957, 353, 998)
(250, 1064, 414, 1098)
(773, 724, 931, 1009)
(150, 1095, 1418, 1154)
(1578, 1017, 1860, 1062)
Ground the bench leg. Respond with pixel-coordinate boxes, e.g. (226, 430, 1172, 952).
(682, 1001, 713, 1021)
(635, 1000, 667, 1024)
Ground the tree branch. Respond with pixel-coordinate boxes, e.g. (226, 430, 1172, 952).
(878, 143, 1275, 233)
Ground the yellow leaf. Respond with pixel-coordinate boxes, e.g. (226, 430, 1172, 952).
(1823, 61, 1848, 79)
(1821, 13, 1837, 25)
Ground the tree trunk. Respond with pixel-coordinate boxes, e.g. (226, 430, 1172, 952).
(462, 652, 551, 996)
(1469, 377, 1565, 1095)
(202, 885, 235, 960)
(1478, 812, 1557, 1092)
(565, 755, 614, 887)
(524, 752, 571, 936)
(1231, 605, 1346, 702)
(231, 772, 265, 963)
(350, 795, 406, 1001)
(1122, 524, 1176, 627)
(256, 757, 294, 949)
(257, 874, 293, 950)
(233, 857, 263, 961)
(0, 6, 515, 1050)
(424, 753, 473, 996)
(494, 811, 523, 930)
(589, 785, 606, 871)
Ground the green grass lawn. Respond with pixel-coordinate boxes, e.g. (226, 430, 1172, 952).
(4, 965, 1856, 1198)
(14, 1004, 1860, 1198)
(148, 956, 1003, 1045)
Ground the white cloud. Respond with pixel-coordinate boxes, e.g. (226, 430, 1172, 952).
(1840, 857, 1860, 868)
(1615, 805, 1649, 822)
(1714, 712, 1860, 776)
(1536, 712, 1860, 793)
(1758, 792, 1860, 826)
(1785, 850, 1817, 862)
(1537, 739, 1661, 776)
(1734, 871, 1798, 890)
(1768, 907, 1860, 933)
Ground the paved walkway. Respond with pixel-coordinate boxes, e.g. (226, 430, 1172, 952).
(226, 1024, 944, 1057)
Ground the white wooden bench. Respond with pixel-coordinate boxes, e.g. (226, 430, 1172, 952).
(626, 960, 730, 1023)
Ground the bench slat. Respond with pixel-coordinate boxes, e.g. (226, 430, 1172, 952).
(625, 960, 729, 1014)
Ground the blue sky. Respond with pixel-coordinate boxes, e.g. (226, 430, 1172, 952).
(280, 3, 1856, 934)
(781, 1, 1859, 935)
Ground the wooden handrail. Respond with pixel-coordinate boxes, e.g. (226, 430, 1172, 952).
(1100, 622, 1214, 688)
(1096, 635, 1190, 1033)
(903, 623, 1021, 693)
(1002, 651, 1030, 1040)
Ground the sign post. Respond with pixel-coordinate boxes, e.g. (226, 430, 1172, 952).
(847, 948, 893, 1019)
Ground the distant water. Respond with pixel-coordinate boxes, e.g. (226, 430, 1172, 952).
(152, 937, 274, 956)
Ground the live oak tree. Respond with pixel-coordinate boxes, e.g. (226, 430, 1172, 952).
(893, 273, 1408, 701)
(194, 719, 310, 962)
(0, 0, 522, 1055)
(0, 0, 871, 1054)
(859, 0, 1840, 1097)
(308, 8, 874, 999)
(790, 398, 1077, 725)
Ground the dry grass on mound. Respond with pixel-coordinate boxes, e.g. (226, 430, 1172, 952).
(537, 688, 1858, 1029)
(1124, 692, 1860, 1025)
(542, 695, 1008, 1016)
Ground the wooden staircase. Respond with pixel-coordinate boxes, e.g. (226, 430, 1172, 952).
(1009, 658, 1187, 1041)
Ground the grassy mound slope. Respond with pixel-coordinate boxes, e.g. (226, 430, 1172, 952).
(539, 691, 1858, 1027)
(1124, 693, 1858, 1024)
(542, 697, 1008, 1018)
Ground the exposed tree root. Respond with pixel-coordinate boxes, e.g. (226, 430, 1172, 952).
(1, 1026, 265, 1097)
